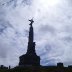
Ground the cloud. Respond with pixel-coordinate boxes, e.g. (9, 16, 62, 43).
(0, 0, 72, 67)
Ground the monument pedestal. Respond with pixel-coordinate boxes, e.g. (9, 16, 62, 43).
(19, 19, 40, 66)
(19, 53, 40, 66)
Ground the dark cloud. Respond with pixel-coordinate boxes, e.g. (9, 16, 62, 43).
(6, 0, 17, 7)
(0, 20, 13, 34)
(62, 36, 72, 43)
(39, 25, 56, 35)
(41, 58, 56, 66)
(1, 0, 32, 7)
(22, 0, 32, 6)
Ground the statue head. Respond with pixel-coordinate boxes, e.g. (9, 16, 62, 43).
(29, 19, 34, 26)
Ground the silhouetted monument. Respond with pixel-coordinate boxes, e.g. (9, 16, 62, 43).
(19, 19, 40, 66)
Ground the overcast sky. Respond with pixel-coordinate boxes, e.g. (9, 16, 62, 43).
(0, 0, 72, 67)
